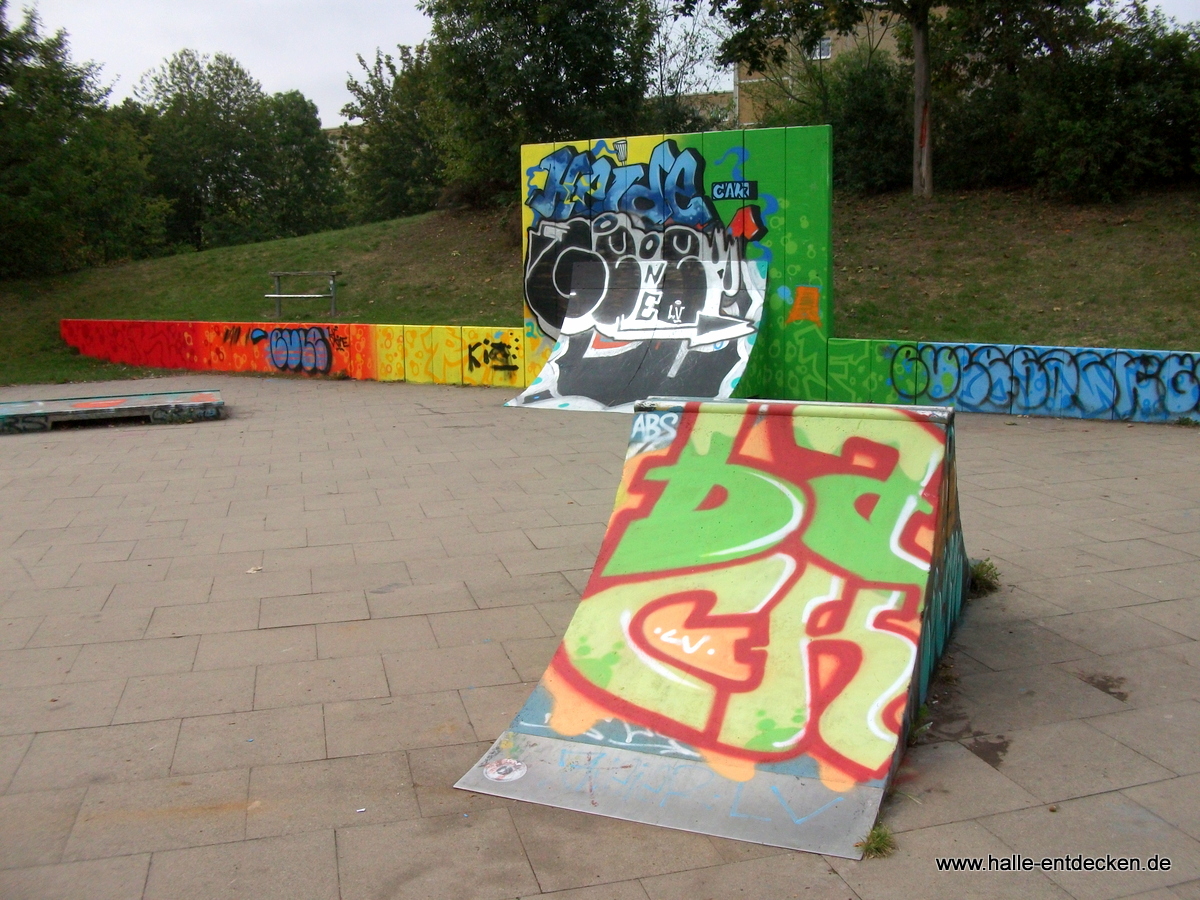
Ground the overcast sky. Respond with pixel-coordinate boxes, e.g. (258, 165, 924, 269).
(23, 0, 1200, 128)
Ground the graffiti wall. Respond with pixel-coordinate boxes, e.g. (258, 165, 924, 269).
(511, 127, 834, 411)
(59, 320, 527, 388)
(458, 399, 969, 857)
(827, 339, 1200, 423)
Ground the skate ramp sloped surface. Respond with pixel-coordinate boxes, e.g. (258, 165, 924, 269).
(457, 399, 969, 857)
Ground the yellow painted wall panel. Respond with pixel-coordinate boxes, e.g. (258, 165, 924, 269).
(404, 325, 434, 383)
(462, 326, 525, 387)
(374, 325, 405, 381)
(405, 325, 463, 384)
(430, 325, 463, 384)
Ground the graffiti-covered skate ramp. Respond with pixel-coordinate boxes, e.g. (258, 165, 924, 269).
(457, 399, 969, 857)
(0, 390, 224, 434)
(508, 134, 780, 412)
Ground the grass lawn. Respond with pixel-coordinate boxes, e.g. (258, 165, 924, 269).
(1, 187, 1197, 386)
(834, 187, 1200, 350)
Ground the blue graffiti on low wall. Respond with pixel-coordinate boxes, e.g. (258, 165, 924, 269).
(884, 342, 1200, 422)
(250, 327, 333, 375)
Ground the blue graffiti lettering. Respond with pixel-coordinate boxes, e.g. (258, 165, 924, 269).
(884, 342, 1200, 422)
(710, 181, 758, 201)
(249, 327, 332, 375)
(526, 140, 717, 230)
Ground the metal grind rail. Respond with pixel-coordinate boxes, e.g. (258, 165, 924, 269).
(266, 271, 340, 318)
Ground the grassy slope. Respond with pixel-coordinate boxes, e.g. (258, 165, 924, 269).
(1, 188, 1197, 386)
(834, 188, 1200, 350)
(0, 208, 523, 385)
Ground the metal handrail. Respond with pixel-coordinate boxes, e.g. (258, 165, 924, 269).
(267, 271, 341, 318)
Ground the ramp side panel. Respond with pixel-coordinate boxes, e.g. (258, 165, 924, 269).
(461, 399, 967, 854)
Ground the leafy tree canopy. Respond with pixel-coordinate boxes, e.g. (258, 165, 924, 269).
(134, 49, 342, 250)
(0, 1, 165, 276)
(418, 0, 657, 200)
(341, 44, 444, 221)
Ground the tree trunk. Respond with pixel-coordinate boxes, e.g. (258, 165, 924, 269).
(910, 6, 932, 198)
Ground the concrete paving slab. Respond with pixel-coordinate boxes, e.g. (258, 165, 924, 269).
(63, 768, 248, 860)
(881, 740, 1041, 833)
(828, 819, 1071, 900)
(962, 720, 1173, 802)
(641, 852, 859, 900)
(382, 642, 519, 694)
(979, 793, 1200, 900)
(111, 667, 255, 724)
(0, 786, 87, 868)
(1087, 701, 1200, 775)
(142, 830, 339, 900)
(335, 808, 538, 900)
(170, 705, 327, 775)
(245, 751, 419, 838)
(9, 720, 179, 792)
(0, 854, 150, 900)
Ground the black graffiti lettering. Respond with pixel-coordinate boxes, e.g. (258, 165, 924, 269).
(524, 210, 762, 343)
(468, 339, 519, 373)
(486, 341, 519, 371)
(327, 327, 349, 353)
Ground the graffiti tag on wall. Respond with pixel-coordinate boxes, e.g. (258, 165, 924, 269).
(537, 402, 947, 788)
(885, 342, 1200, 420)
(523, 141, 766, 344)
(249, 326, 342, 375)
(513, 140, 771, 410)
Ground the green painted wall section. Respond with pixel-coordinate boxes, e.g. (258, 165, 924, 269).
(735, 125, 833, 402)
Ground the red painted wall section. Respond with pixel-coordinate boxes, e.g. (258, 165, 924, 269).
(61, 320, 194, 370)
(59, 319, 527, 387)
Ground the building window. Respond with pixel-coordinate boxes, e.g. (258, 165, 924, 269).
(808, 38, 832, 60)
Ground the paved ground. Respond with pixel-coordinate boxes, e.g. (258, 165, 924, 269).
(0, 374, 1198, 900)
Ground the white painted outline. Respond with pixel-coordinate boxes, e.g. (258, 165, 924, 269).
(864, 590, 917, 743)
(749, 553, 799, 614)
(705, 472, 805, 558)
(801, 574, 845, 624)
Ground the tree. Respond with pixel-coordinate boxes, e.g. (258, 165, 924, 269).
(341, 44, 443, 221)
(0, 2, 165, 276)
(135, 50, 342, 249)
(263, 90, 345, 236)
(418, 0, 656, 202)
(701, 0, 947, 196)
(642, 0, 734, 132)
(933, 1, 1199, 199)
(135, 50, 270, 248)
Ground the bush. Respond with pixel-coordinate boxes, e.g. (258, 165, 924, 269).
(933, 3, 1200, 200)
(1024, 10, 1200, 200)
